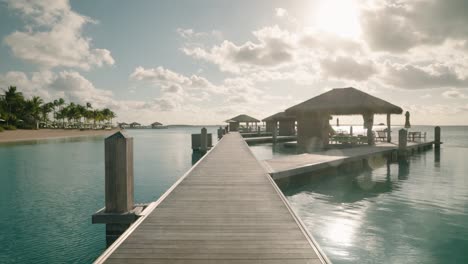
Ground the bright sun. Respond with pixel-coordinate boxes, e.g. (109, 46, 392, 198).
(312, 0, 361, 39)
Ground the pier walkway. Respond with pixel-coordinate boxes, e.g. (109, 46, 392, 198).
(95, 132, 329, 264)
(264, 141, 434, 179)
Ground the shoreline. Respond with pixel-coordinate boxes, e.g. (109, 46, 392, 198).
(0, 129, 120, 143)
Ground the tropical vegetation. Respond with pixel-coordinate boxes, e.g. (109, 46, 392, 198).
(0, 86, 116, 131)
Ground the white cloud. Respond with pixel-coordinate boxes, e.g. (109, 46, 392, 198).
(275, 8, 287, 17)
(183, 25, 296, 72)
(361, 0, 468, 52)
(320, 56, 377, 81)
(3, 0, 114, 70)
(382, 62, 468, 89)
(442, 89, 467, 99)
(130, 66, 218, 93)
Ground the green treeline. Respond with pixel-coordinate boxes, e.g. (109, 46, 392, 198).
(0, 86, 116, 132)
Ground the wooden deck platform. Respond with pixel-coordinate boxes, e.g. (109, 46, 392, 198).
(245, 135, 297, 144)
(263, 141, 434, 179)
(95, 132, 329, 264)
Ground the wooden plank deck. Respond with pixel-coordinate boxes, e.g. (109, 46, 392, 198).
(245, 136, 297, 144)
(264, 141, 434, 179)
(95, 132, 329, 264)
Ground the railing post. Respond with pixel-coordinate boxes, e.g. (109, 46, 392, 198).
(398, 129, 407, 158)
(218, 126, 223, 139)
(434, 126, 441, 149)
(105, 131, 133, 213)
(92, 131, 146, 247)
(201, 127, 207, 152)
(272, 121, 278, 143)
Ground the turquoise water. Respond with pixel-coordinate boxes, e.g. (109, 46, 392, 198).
(0, 126, 218, 263)
(251, 126, 468, 264)
(1, 126, 467, 263)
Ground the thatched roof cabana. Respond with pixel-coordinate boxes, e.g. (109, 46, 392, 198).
(129, 122, 141, 128)
(286, 87, 402, 115)
(285, 87, 403, 152)
(151, 122, 163, 126)
(262, 112, 296, 135)
(227, 114, 260, 123)
(225, 114, 260, 132)
(262, 112, 295, 122)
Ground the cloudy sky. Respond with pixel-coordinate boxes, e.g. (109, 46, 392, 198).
(1, 0, 468, 125)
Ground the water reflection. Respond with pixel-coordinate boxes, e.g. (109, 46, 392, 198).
(434, 147, 441, 165)
(0, 135, 105, 146)
(279, 160, 401, 204)
(398, 158, 410, 180)
(192, 151, 204, 165)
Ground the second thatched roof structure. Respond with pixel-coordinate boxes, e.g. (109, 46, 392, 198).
(285, 87, 403, 115)
(226, 114, 260, 123)
(262, 112, 295, 122)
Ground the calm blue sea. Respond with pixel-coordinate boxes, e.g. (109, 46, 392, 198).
(251, 126, 468, 264)
(0, 125, 467, 263)
(0, 126, 218, 263)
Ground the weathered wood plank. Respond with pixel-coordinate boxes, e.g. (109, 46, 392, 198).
(96, 133, 327, 264)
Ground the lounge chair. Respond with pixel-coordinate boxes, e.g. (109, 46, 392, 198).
(376, 130, 387, 141)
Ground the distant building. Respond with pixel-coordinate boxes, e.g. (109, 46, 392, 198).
(151, 122, 163, 128)
(129, 122, 141, 128)
(225, 114, 260, 132)
(118, 122, 129, 129)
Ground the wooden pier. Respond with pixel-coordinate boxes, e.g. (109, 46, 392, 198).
(95, 132, 330, 264)
(244, 135, 297, 144)
(263, 141, 434, 179)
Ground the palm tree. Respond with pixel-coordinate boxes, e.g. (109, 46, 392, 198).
(84, 102, 92, 126)
(76, 104, 86, 127)
(27, 96, 43, 129)
(3, 86, 24, 126)
(92, 109, 101, 128)
(56, 98, 65, 127)
(41, 102, 54, 125)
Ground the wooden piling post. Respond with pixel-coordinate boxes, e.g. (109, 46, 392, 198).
(201, 127, 208, 152)
(435, 126, 441, 149)
(105, 131, 134, 213)
(272, 122, 278, 143)
(398, 129, 407, 158)
(386, 113, 392, 142)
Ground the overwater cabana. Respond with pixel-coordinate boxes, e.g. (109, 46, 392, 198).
(226, 114, 260, 132)
(285, 87, 403, 153)
(262, 112, 296, 136)
(118, 122, 129, 129)
(151, 122, 163, 128)
(129, 122, 141, 128)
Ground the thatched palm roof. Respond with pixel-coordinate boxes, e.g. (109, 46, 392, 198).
(119, 122, 128, 126)
(286, 87, 403, 115)
(130, 122, 141, 126)
(226, 114, 260, 123)
(151, 122, 163, 126)
(262, 112, 295, 122)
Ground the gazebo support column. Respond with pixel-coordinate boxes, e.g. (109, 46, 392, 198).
(272, 121, 278, 143)
(387, 113, 392, 142)
(265, 121, 275, 133)
(296, 114, 328, 153)
(279, 120, 296, 136)
(229, 122, 239, 132)
(363, 113, 375, 145)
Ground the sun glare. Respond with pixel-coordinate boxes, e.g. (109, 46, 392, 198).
(313, 0, 361, 39)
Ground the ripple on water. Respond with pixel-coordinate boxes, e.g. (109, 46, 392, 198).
(283, 145, 468, 264)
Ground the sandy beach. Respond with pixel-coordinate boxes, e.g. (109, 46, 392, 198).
(0, 129, 120, 143)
